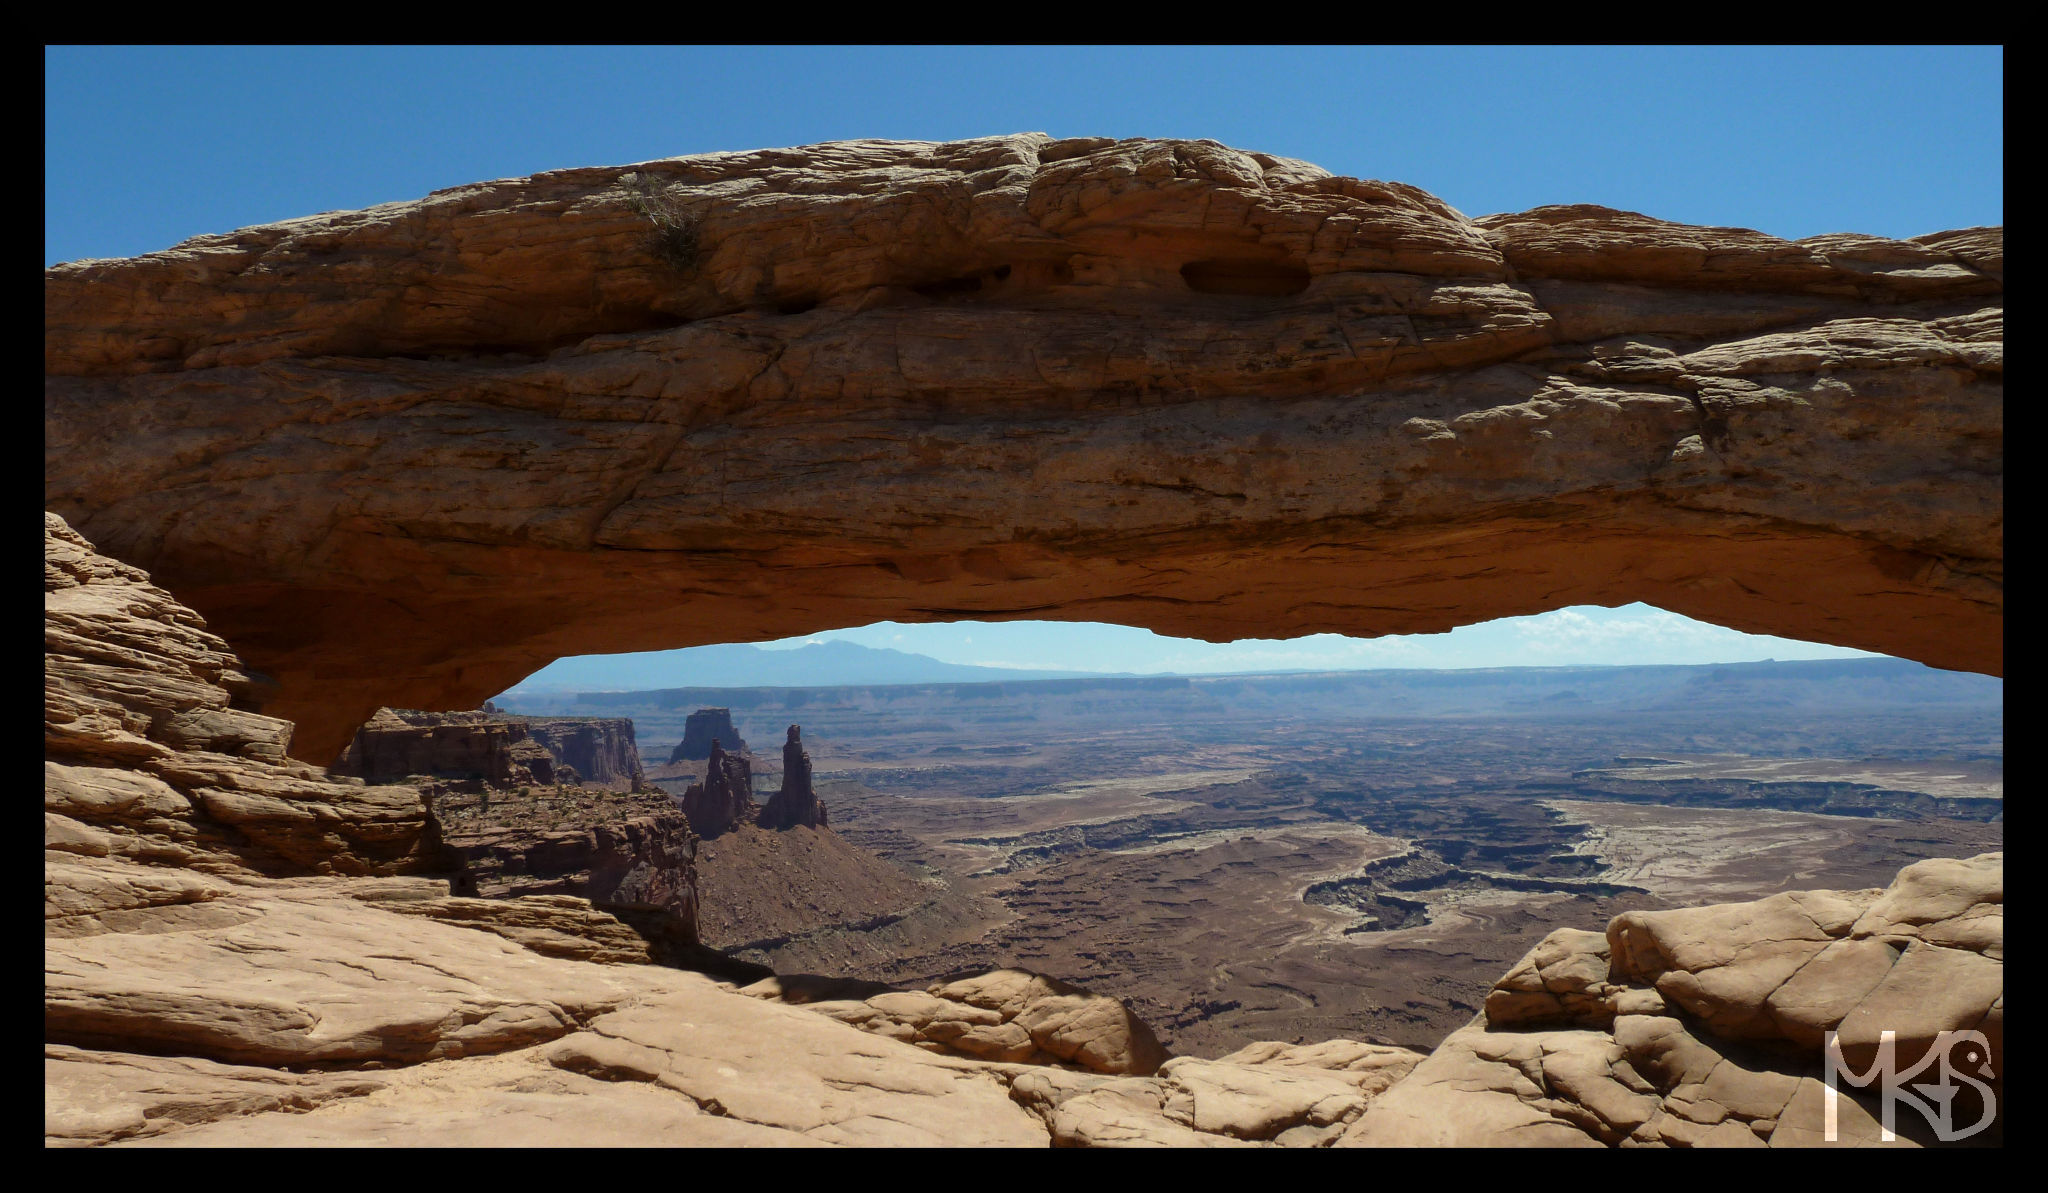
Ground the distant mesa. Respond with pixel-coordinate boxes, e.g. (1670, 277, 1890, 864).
(757, 724, 827, 830)
(670, 707, 747, 763)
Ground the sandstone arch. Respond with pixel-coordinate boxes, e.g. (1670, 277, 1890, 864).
(43, 134, 2003, 763)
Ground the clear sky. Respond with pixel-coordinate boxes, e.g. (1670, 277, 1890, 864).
(46, 46, 2000, 676)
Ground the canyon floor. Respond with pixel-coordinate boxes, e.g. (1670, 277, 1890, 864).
(571, 663, 2004, 1056)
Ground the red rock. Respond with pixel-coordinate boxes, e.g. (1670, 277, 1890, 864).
(40, 135, 2001, 762)
(678, 737, 756, 837)
(757, 725, 825, 830)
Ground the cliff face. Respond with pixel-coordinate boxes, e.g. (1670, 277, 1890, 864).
(47, 512, 697, 970)
(434, 786, 699, 953)
(42, 135, 2001, 762)
(519, 718, 646, 792)
(44, 513, 443, 886)
(670, 707, 747, 763)
(334, 709, 644, 792)
(333, 708, 560, 788)
(757, 725, 826, 830)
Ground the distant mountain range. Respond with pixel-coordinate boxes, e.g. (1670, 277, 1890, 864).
(501, 640, 1132, 693)
(499, 641, 2002, 712)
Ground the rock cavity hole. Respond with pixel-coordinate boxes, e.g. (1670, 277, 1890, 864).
(1180, 259, 1312, 297)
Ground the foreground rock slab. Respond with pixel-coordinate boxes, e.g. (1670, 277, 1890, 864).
(1345, 852, 2003, 1147)
(747, 967, 1169, 1075)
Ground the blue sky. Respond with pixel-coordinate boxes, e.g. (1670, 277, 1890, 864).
(47, 46, 2000, 677)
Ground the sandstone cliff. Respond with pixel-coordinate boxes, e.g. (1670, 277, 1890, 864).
(338, 709, 647, 792)
(44, 512, 443, 888)
(42, 135, 2002, 762)
(433, 785, 703, 965)
(519, 717, 647, 792)
(334, 708, 563, 787)
(671, 707, 748, 763)
(47, 513, 696, 970)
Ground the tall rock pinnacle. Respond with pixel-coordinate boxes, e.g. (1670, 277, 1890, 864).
(758, 724, 826, 830)
(678, 737, 756, 837)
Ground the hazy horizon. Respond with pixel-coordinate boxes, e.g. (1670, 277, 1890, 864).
(506, 602, 1889, 694)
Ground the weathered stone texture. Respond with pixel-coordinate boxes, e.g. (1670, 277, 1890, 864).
(432, 786, 700, 948)
(747, 967, 1168, 1075)
(334, 707, 560, 787)
(42, 135, 2001, 762)
(45, 513, 700, 972)
(336, 708, 644, 791)
(677, 737, 755, 837)
(43, 512, 441, 889)
(519, 717, 646, 792)
(1345, 853, 2003, 1147)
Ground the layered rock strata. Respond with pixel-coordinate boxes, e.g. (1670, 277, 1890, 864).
(677, 737, 755, 837)
(519, 717, 647, 792)
(671, 708, 748, 763)
(1345, 852, 2003, 1147)
(46, 513, 695, 971)
(43, 135, 2002, 762)
(432, 786, 702, 961)
(334, 708, 563, 788)
(44, 513, 443, 893)
(745, 970, 1426, 1145)
(758, 724, 826, 830)
(337, 709, 646, 792)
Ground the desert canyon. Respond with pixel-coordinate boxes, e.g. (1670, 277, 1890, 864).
(45, 135, 2001, 1146)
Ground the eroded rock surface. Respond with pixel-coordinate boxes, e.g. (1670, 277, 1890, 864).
(43, 135, 2002, 762)
(746, 967, 1168, 1075)
(334, 707, 563, 787)
(46, 513, 702, 972)
(519, 717, 647, 792)
(678, 737, 756, 837)
(432, 785, 702, 958)
(1346, 853, 2003, 1147)
(44, 512, 442, 897)
(46, 881, 1047, 1147)
(337, 708, 646, 792)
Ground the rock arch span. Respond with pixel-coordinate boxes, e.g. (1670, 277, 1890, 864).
(43, 134, 2003, 763)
